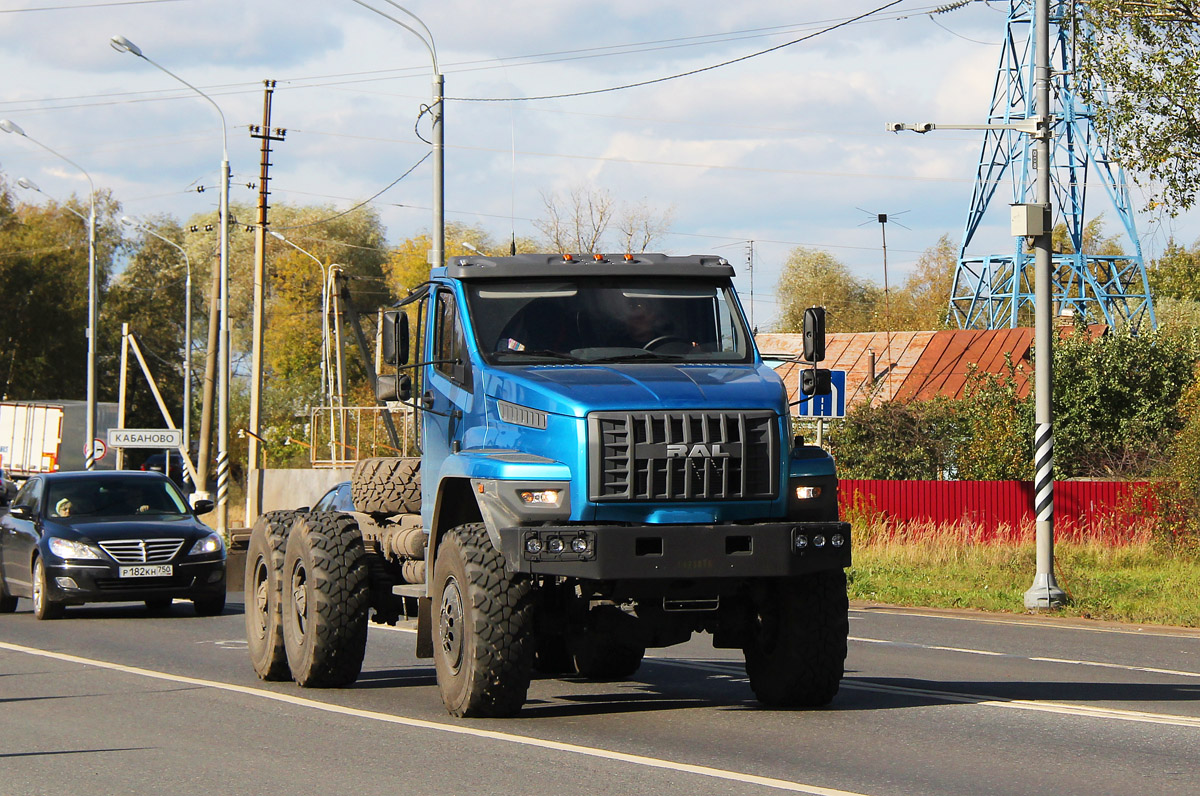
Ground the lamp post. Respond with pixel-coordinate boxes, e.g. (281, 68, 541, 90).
(268, 231, 339, 466)
(348, 0, 443, 270)
(112, 34, 231, 537)
(120, 216, 194, 455)
(2, 123, 98, 470)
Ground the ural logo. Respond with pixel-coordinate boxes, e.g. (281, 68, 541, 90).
(666, 443, 730, 459)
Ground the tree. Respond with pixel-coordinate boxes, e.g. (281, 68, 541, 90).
(534, 185, 673, 255)
(774, 247, 881, 333)
(0, 184, 123, 401)
(1078, 2, 1200, 212)
(889, 234, 957, 331)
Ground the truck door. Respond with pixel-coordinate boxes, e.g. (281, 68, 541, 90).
(421, 286, 475, 510)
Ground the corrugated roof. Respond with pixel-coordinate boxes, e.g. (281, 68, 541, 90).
(759, 325, 1102, 409)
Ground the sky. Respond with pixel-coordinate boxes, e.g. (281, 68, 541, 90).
(1, 0, 1197, 329)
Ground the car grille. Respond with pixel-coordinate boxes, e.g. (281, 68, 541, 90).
(98, 539, 185, 564)
(588, 410, 779, 502)
(93, 576, 195, 592)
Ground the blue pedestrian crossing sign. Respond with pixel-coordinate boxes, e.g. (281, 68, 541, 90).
(796, 369, 847, 418)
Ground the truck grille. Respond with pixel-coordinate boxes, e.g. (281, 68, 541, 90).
(588, 410, 779, 502)
(98, 539, 185, 564)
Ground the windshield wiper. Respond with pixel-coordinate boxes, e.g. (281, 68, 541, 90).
(493, 349, 582, 363)
(585, 351, 686, 364)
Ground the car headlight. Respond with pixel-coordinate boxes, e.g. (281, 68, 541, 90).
(189, 533, 224, 556)
(48, 537, 100, 560)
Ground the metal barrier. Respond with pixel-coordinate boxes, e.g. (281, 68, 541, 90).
(309, 405, 416, 468)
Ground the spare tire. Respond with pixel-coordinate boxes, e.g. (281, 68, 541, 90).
(352, 457, 421, 514)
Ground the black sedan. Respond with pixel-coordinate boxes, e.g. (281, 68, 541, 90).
(0, 470, 226, 619)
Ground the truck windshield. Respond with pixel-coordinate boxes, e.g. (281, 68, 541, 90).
(464, 276, 752, 365)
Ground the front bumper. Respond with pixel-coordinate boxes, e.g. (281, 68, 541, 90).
(498, 521, 850, 579)
(43, 558, 226, 605)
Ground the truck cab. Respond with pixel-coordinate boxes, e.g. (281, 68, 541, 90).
(246, 253, 850, 718)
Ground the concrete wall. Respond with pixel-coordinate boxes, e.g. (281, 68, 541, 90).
(247, 468, 354, 515)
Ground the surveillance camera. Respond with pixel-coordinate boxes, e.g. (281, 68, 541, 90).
(886, 122, 904, 132)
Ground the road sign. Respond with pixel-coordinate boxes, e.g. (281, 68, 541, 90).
(90, 438, 107, 461)
(795, 369, 847, 418)
(107, 428, 183, 449)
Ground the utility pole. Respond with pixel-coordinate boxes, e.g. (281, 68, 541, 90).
(1024, 0, 1066, 608)
(744, 240, 755, 330)
(246, 80, 286, 522)
(887, 0, 1065, 609)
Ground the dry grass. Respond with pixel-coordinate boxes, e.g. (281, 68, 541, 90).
(847, 512, 1200, 627)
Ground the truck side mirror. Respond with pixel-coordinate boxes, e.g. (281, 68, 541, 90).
(381, 310, 409, 366)
(376, 373, 413, 403)
(801, 368, 833, 397)
(803, 307, 826, 363)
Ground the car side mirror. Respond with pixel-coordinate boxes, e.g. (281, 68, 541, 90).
(803, 307, 826, 363)
(381, 310, 409, 366)
(9, 505, 32, 519)
(191, 498, 214, 515)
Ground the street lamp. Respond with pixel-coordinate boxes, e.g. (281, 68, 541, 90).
(112, 34, 232, 537)
(120, 216, 194, 455)
(268, 231, 339, 463)
(2, 121, 99, 471)
(348, 0, 444, 270)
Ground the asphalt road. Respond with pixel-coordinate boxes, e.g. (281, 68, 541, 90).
(2, 596, 1198, 796)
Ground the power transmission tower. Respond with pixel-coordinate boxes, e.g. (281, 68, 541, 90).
(948, 0, 1154, 331)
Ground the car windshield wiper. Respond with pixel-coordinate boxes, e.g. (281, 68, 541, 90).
(493, 349, 582, 363)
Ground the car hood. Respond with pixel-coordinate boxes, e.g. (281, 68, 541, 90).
(43, 514, 213, 543)
(485, 362, 788, 417)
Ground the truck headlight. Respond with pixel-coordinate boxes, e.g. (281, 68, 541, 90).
(48, 537, 100, 560)
(520, 489, 561, 506)
(795, 485, 822, 500)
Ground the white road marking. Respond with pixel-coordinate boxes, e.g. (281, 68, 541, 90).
(0, 640, 873, 796)
(649, 659, 1200, 730)
(850, 636, 1200, 679)
(851, 607, 1200, 640)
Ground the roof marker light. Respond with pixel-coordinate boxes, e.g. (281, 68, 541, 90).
(562, 253, 574, 262)
(593, 253, 603, 261)
(624, 253, 634, 261)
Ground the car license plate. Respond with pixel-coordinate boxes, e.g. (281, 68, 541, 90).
(119, 564, 173, 578)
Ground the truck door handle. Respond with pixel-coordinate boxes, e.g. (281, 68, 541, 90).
(421, 390, 435, 410)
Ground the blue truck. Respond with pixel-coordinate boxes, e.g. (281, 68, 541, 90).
(244, 253, 850, 717)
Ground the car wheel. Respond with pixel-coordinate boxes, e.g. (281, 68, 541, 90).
(32, 558, 64, 620)
(0, 579, 17, 613)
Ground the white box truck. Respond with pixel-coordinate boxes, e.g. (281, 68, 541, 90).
(0, 400, 119, 477)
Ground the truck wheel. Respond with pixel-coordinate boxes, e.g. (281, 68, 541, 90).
(432, 522, 534, 717)
(245, 510, 303, 681)
(352, 457, 421, 514)
(32, 557, 64, 620)
(570, 633, 646, 680)
(743, 570, 848, 708)
(282, 512, 370, 687)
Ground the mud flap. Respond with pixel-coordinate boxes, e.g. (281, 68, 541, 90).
(416, 596, 434, 658)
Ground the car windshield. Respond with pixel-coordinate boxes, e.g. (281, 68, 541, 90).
(45, 477, 191, 519)
(464, 276, 752, 366)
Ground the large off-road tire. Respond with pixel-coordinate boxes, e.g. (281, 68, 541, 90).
(743, 569, 849, 708)
(432, 522, 534, 717)
(352, 457, 421, 514)
(570, 632, 646, 681)
(245, 510, 303, 681)
(32, 557, 64, 620)
(282, 512, 370, 687)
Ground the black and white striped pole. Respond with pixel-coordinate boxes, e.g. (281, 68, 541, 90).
(1023, 0, 1066, 609)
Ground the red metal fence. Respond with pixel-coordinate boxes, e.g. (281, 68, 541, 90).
(839, 479, 1151, 543)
